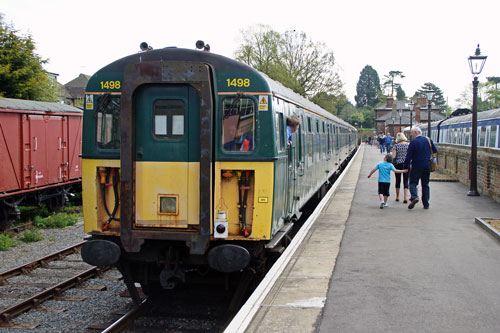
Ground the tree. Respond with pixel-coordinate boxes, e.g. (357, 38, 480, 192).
(383, 70, 404, 97)
(235, 25, 343, 99)
(0, 15, 58, 101)
(311, 91, 347, 116)
(486, 77, 500, 108)
(396, 86, 406, 100)
(415, 82, 446, 111)
(354, 65, 381, 107)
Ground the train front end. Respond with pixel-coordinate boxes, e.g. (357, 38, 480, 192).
(80, 48, 277, 300)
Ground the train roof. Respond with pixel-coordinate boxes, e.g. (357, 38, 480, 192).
(418, 107, 500, 129)
(0, 98, 83, 113)
(442, 107, 500, 125)
(94, 47, 354, 130)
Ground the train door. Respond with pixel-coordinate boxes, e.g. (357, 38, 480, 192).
(134, 84, 200, 228)
(29, 115, 48, 187)
(286, 118, 299, 215)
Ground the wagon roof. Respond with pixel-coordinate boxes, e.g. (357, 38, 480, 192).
(0, 98, 83, 113)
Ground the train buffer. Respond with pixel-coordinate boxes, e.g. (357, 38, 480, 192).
(227, 144, 500, 332)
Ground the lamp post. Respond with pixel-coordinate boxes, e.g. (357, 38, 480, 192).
(408, 100, 415, 140)
(391, 116, 395, 136)
(425, 90, 434, 138)
(467, 44, 487, 196)
(398, 108, 402, 134)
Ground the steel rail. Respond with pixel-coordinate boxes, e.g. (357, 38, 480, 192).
(0, 266, 107, 326)
(0, 241, 86, 283)
(102, 298, 150, 333)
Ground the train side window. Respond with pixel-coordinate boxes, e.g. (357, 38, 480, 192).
(479, 126, 487, 147)
(96, 94, 121, 149)
(489, 125, 497, 148)
(153, 99, 185, 139)
(274, 113, 285, 152)
(307, 117, 312, 133)
(222, 97, 255, 152)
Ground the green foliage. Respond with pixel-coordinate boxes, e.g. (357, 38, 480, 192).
(355, 65, 381, 107)
(34, 213, 79, 229)
(311, 91, 347, 115)
(415, 82, 447, 111)
(383, 70, 405, 97)
(0, 233, 17, 251)
(0, 15, 58, 101)
(235, 25, 343, 99)
(396, 86, 406, 100)
(19, 229, 44, 243)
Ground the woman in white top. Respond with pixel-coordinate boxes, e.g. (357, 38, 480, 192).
(392, 132, 410, 203)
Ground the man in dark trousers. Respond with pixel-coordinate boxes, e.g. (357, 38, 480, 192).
(403, 127, 438, 209)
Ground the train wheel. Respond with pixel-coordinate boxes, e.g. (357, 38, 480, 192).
(140, 281, 162, 296)
(0, 203, 11, 231)
(47, 194, 66, 213)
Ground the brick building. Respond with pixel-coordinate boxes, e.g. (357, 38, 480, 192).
(375, 96, 445, 135)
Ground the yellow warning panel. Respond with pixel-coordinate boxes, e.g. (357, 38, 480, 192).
(258, 95, 268, 111)
(85, 95, 94, 110)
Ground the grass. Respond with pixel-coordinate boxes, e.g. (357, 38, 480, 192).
(18, 229, 44, 243)
(0, 233, 18, 251)
(34, 212, 80, 229)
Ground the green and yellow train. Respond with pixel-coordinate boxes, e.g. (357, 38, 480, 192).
(80, 43, 357, 302)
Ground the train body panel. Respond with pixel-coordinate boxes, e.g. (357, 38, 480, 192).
(420, 108, 500, 149)
(0, 98, 83, 230)
(80, 47, 357, 299)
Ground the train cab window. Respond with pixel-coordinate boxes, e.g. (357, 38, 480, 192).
(96, 94, 121, 149)
(222, 97, 255, 152)
(489, 125, 497, 148)
(153, 99, 185, 139)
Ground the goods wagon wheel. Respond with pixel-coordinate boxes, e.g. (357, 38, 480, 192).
(0, 203, 10, 231)
(46, 194, 66, 213)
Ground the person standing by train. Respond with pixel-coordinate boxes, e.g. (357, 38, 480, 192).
(392, 132, 410, 203)
(287, 116, 301, 146)
(403, 127, 438, 209)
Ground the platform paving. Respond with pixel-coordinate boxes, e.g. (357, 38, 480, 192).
(319, 144, 500, 333)
(243, 144, 500, 333)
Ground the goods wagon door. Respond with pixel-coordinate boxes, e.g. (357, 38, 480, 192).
(134, 84, 200, 228)
(29, 115, 48, 187)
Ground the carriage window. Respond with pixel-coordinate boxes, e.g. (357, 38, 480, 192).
(96, 94, 121, 149)
(489, 125, 497, 148)
(222, 97, 255, 152)
(479, 126, 487, 147)
(153, 99, 185, 139)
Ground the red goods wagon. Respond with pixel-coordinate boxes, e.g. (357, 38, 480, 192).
(0, 98, 83, 230)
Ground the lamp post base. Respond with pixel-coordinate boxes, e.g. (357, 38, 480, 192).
(467, 190, 480, 196)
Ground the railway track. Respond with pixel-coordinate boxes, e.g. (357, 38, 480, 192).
(0, 241, 110, 329)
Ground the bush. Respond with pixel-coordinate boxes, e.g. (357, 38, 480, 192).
(19, 229, 44, 243)
(34, 213, 79, 229)
(0, 233, 17, 251)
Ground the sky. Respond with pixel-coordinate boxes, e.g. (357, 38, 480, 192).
(2, 0, 499, 109)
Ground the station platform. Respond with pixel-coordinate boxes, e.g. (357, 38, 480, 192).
(231, 143, 500, 332)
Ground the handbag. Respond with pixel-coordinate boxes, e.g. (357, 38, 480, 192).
(427, 137, 438, 172)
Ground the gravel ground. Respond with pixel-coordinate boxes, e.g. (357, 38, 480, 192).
(0, 220, 135, 332)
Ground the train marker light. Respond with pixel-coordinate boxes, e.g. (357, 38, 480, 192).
(214, 211, 228, 238)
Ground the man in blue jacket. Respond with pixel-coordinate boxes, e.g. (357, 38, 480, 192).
(384, 132, 393, 153)
(403, 127, 438, 209)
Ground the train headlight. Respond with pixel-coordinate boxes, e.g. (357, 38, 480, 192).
(214, 211, 228, 238)
(158, 195, 178, 215)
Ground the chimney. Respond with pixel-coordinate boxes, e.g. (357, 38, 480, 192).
(417, 96, 427, 108)
(415, 106, 421, 123)
(386, 96, 394, 108)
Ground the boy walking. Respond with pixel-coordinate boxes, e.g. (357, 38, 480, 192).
(368, 154, 407, 209)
